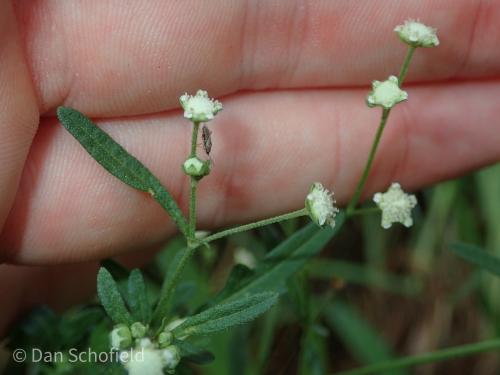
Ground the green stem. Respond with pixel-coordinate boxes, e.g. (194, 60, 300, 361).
(203, 208, 308, 244)
(152, 245, 197, 327)
(188, 122, 200, 238)
(190, 122, 200, 157)
(346, 45, 416, 215)
(152, 121, 202, 327)
(334, 338, 500, 375)
(189, 178, 198, 238)
(346, 108, 390, 214)
(398, 46, 416, 86)
(349, 207, 381, 217)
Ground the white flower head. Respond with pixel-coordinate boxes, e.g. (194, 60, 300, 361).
(373, 182, 417, 229)
(305, 183, 339, 229)
(123, 348, 164, 375)
(394, 19, 439, 48)
(367, 75, 408, 109)
(137, 337, 155, 349)
(179, 89, 222, 122)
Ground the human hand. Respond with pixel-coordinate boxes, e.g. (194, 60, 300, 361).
(1, 1, 499, 333)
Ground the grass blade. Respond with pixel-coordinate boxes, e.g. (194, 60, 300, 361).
(335, 338, 500, 375)
(324, 301, 405, 375)
(450, 242, 500, 277)
(224, 212, 345, 302)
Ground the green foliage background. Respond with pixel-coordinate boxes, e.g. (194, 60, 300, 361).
(2, 163, 499, 374)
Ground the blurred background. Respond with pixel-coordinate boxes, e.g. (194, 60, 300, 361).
(1, 163, 499, 375)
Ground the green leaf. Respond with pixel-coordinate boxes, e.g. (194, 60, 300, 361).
(210, 264, 254, 306)
(97, 267, 133, 325)
(173, 292, 278, 337)
(128, 269, 152, 324)
(324, 301, 405, 375)
(308, 259, 421, 296)
(100, 259, 130, 281)
(152, 246, 193, 327)
(223, 213, 345, 302)
(57, 106, 188, 236)
(175, 339, 215, 365)
(450, 242, 500, 277)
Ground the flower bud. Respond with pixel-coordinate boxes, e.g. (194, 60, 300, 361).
(130, 322, 147, 339)
(162, 345, 181, 373)
(110, 324, 132, 350)
(394, 19, 439, 48)
(305, 183, 339, 229)
(158, 331, 174, 348)
(367, 75, 408, 109)
(182, 157, 211, 179)
(179, 90, 222, 123)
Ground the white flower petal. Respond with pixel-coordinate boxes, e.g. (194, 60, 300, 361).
(373, 183, 417, 229)
(394, 19, 439, 48)
(305, 183, 339, 229)
(179, 90, 222, 123)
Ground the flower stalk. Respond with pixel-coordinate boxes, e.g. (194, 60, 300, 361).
(203, 208, 308, 244)
(347, 44, 416, 215)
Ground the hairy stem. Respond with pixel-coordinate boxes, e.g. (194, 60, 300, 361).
(152, 122, 201, 326)
(349, 206, 381, 216)
(151, 245, 197, 327)
(203, 208, 308, 244)
(189, 122, 200, 238)
(346, 108, 390, 214)
(346, 45, 416, 214)
(398, 46, 416, 85)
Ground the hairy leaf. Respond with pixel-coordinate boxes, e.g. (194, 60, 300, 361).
(128, 269, 152, 324)
(97, 267, 133, 325)
(173, 292, 278, 336)
(222, 212, 345, 302)
(450, 242, 500, 277)
(57, 107, 188, 235)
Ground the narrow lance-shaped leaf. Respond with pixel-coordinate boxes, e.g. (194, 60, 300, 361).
(450, 242, 500, 277)
(221, 212, 346, 303)
(97, 267, 133, 325)
(57, 106, 188, 236)
(173, 292, 279, 337)
(128, 269, 152, 324)
(324, 301, 405, 375)
(174, 340, 215, 365)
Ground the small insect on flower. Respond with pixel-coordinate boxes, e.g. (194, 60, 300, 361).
(201, 125, 212, 156)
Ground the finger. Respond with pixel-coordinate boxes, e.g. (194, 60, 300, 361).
(1, 80, 499, 264)
(0, 3, 39, 231)
(0, 245, 160, 337)
(14, 0, 500, 116)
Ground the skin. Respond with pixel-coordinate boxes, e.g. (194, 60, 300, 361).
(0, 1, 499, 335)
